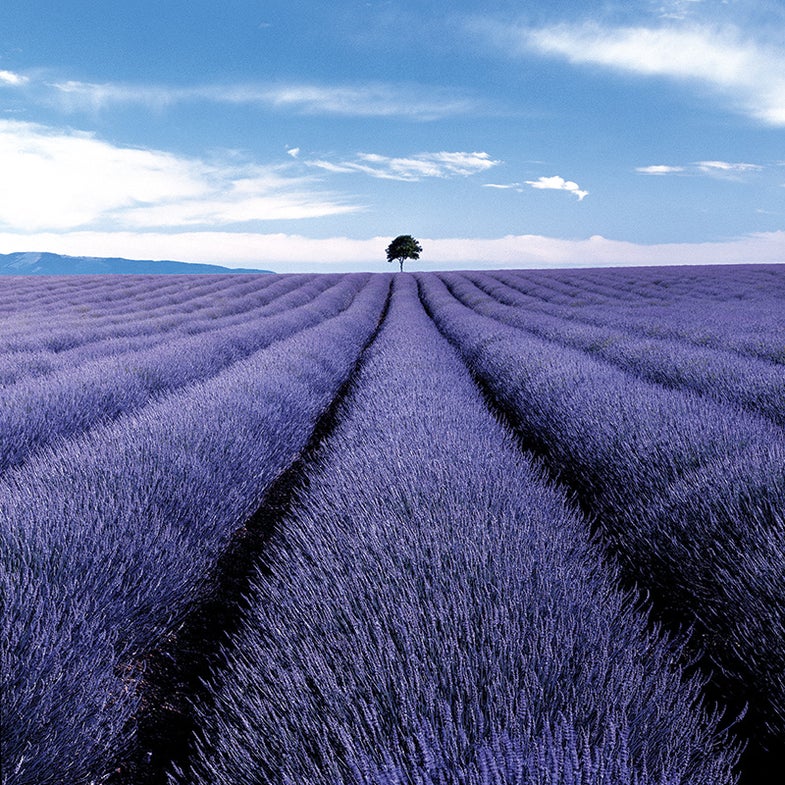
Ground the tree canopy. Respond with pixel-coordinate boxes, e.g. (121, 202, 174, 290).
(385, 235, 422, 272)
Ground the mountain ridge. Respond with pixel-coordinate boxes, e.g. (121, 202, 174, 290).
(0, 252, 273, 275)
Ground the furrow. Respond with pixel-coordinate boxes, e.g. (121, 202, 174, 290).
(1, 274, 391, 785)
(109, 276, 394, 785)
(443, 271, 785, 428)
(172, 273, 737, 785)
(417, 270, 785, 784)
(0, 275, 365, 476)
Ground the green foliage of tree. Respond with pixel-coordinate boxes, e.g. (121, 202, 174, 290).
(385, 235, 422, 272)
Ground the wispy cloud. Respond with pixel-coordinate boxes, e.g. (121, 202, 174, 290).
(0, 120, 358, 232)
(305, 151, 500, 181)
(47, 78, 478, 120)
(635, 164, 686, 174)
(0, 70, 28, 86)
(695, 160, 763, 174)
(654, 0, 706, 21)
(484, 175, 588, 199)
(637, 160, 763, 177)
(485, 20, 785, 126)
(525, 175, 588, 200)
(483, 182, 523, 190)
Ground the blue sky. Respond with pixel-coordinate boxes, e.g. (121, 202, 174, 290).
(0, 0, 784, 271)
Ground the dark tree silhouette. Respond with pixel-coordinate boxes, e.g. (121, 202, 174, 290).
(385, 235, 422, 272)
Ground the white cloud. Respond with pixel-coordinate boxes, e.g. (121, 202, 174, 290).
(695, 160, 763, 173)
(636, 160, 762, 176)
(287, 147, 300, 158)
(51, 80, 177, 111)
(306, 151, 500, 181)
(493, 21, 785, 126)
(48, 79, 477, 120)
(483, 182, 523, 190)
(636, 164, 686, 174)
(0, 70, 28, 87)
(525, 175, 588, 200)
(1, 230, 784, 273)
(523, 24, 742, 81)
(0, 120, 358, 232)
(654, 0, 705, 21)
(254, 84, 475, 119)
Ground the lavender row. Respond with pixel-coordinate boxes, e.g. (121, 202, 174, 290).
(0, 274, 391, 785)
(0, 274, 333, 387)
(0, 274, 307, 371)
(0, 271, 273, 322)
(0, 274, 365, 476)
(0, 274, 272, 375)
(445, 271, 785, 427)
(0, 272, 190, 311)
(0, 275, 306, 385)
(498, 264, 785, 308)
(0, 274, 240, 336)
(176, 275, 736, 785)
(495, 266, 785, 365)
(419, 272, 785, 764)
(0, 275, 332, 392)
(477, 267, 785, 365)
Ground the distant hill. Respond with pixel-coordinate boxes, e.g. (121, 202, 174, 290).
(0, 252, 273, 275)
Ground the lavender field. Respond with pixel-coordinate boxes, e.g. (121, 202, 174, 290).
(2, 265, 785, 785)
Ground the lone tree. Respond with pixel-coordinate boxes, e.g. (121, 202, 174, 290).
(385, 235, 422, 272)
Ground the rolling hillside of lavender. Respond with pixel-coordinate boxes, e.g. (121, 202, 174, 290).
(3, 263, 785, 785)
